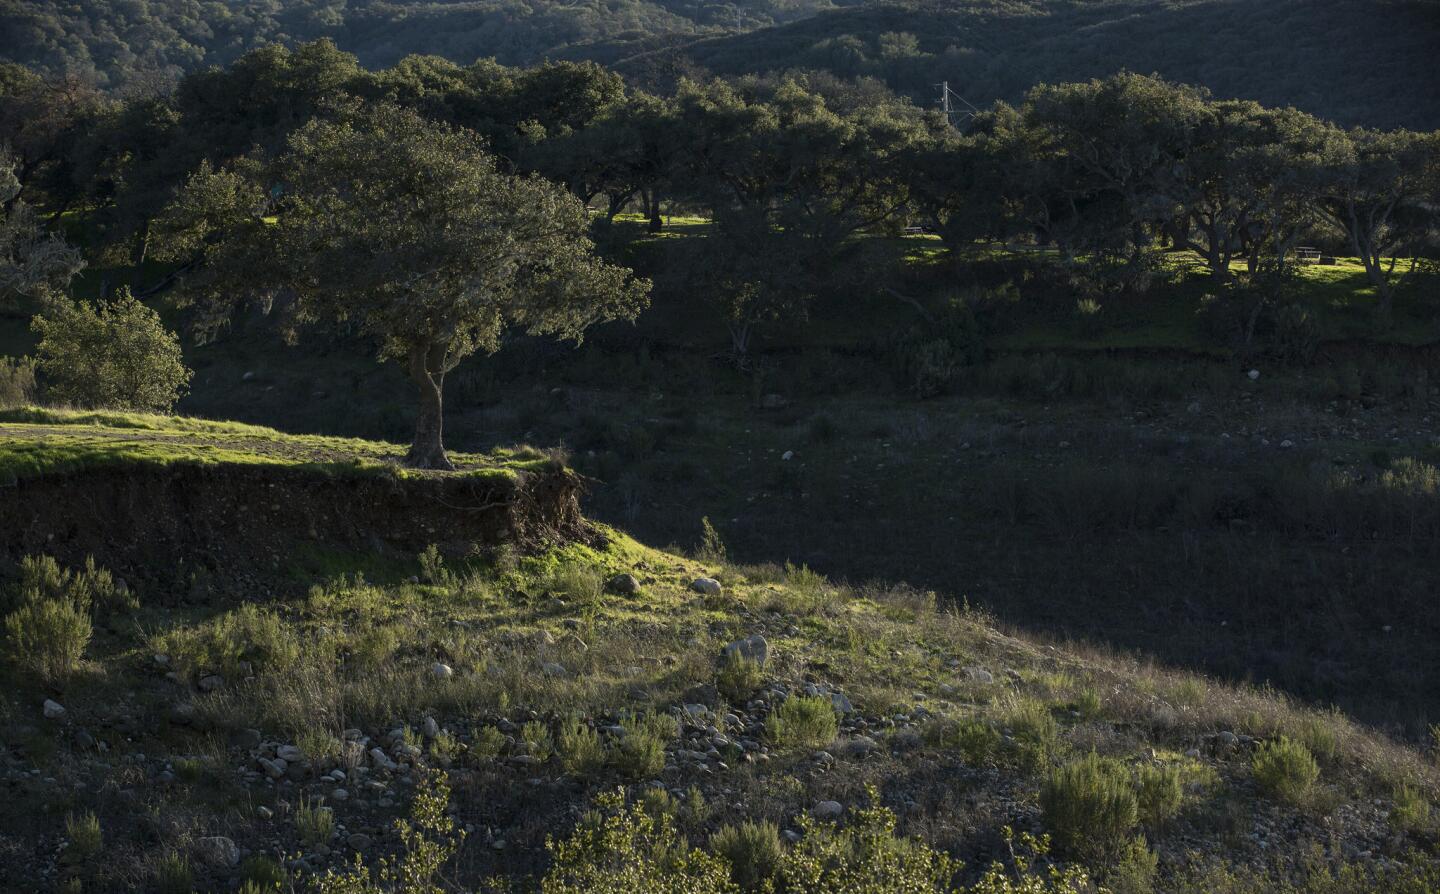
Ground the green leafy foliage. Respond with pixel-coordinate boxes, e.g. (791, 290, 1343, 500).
(1039, 753, 1140, 862)
(767, 695, 839, 750)
(31, 289, 191, 412)
(1252, 737, 1321, 805)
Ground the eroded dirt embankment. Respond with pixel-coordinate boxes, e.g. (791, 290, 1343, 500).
(0, 463, 587, 595)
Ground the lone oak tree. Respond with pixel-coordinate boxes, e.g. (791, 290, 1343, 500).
(157, 102, 649, 469)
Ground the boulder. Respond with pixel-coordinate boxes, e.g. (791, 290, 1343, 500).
(722, 634, 769, 666)
(606, 573, 641, 595)
(42, 700, 66, 720)
(690, 578, 723, 596)
(194, 836, 240, 868)
(812, 800, 844, 820)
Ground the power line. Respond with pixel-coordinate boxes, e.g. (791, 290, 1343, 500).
(936, 81, 980, 127)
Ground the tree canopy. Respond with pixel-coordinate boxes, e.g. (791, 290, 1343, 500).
(157, 102, 651, 468)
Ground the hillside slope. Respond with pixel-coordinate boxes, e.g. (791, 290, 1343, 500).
(4, 0, 1439, 128)
(642, 0, 1440, 129)
(0, 413, 1436, 891)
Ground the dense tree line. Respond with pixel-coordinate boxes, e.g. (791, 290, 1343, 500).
(2, 43, 1438, 458)
(4, 1, 1439, 132)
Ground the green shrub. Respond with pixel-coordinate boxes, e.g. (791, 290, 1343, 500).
(315, 771, 463, 894)
(1389, 784, 1434, 837)
(32, 289, 192, 412)
(1001, 698, 1059, 773)
(239, 855, 288, 889)
(154, 603, 301, 680)
(430, 730, 462, 765)
(711, 820, 783, 891)
(541, 790, 734, 893)
(296, 795, 336, 847)
(775, 785, 959, 892)
(417, 544, 449, 586)
(767, 695, 839, 750)
(65, 810, 102, 859)
(1251, 736, 1319, 805)
(471, 726, 507, 761)
(0, 355, 36, 409)
(716, 653, 763, 702)
(154, 850, 194, 894)
(522, 720, 555, 763)
(697, 516, 728, 563)
(1040, 753, 1140, 861)
(4, 595, 91, 683)
(924, 717, 1001, 766)
(1134, 764, 1183, 828)
(559, 716, 606, 777)
(610, 711, 672, 780)
(544, 561, 604, 606)
(9, 554, 133, 618)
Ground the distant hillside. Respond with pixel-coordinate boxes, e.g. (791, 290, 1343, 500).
(626, 0, 1440, 130)
(3, 0, 1438, 128)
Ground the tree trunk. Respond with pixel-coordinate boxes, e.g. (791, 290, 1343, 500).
(131, 221, 150, 267)
(405, 344, 455, 471)
(647, 191, 664, 232)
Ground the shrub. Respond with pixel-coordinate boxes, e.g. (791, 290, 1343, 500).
(430, 730, 462, 765)
(417, 544, 448, 586)
(4, 596, 91, 684)
(544, 561, 604, 606)
(1134, 764, 1183, 828)
(711, 820, 783, 891)
(610, 711, 672, 780)
(1040, 753, 1139, 862)
(767, 695, 839, 750)
(1390, 785, 1433, 837)
(155, 603, 301, 680)
(1074, 298, 1104, 337)
(239, 855, 288, 889)
(32, 289, 192, 412)
(297, 795, 336, 847)
(315, 771, 463, 894)
(154, 850, 194, 894)
(775, 785, 959, 892)
(1001, 698, 1059, 773)
(522, 720, 555, 763)
(559, 716, 606, 777)
(716, 654, 763, 702)
(471, 726, 507, 761)
(1252, 736, 1319, 806)
(698, 516, 728, 564)
(541, 790, 734, 894)
(924, 717, 1000, 766)
(9, 554, 133, 618)
(0, 355, 35, 408)
(65, 811, 102, 859)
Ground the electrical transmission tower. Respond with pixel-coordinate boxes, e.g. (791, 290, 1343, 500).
(936, 81, 980, 127)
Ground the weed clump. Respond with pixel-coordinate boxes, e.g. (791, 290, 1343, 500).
(558, 716, 606, 777)
(611, 711, 674, 780)
(716, 653, 764, 702)
(1134, 764, 1183, 828)
(767, 695, 839, 750)
(64, 811, 102, 860)
(1252, 737, 1320, 806)
(711, 820, 784, 891)
(1040, 753, 1139, 862)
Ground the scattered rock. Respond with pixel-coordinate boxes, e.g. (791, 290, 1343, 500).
(690, 578, 723, 596)
(194, 836, 240, 868)
(541, 662, 568, 677)
(431, 663, 454, 679)
(198, 674, 224, 692)
(606, 573, 641, 595)
(829, 692, 854, 714)
(722, 634, 769, 666)
(843, 736, 879, 758)
(42, 700, 66, 720)
(276, 744, 303, 763)
(257, 757, 286, 780)
(347, 833, 372, 851)
(812, 800, 844, 820)
(1247, 369, 1260, 381)
(963, 666, 994, 684)
(422, 717, 440, 739)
